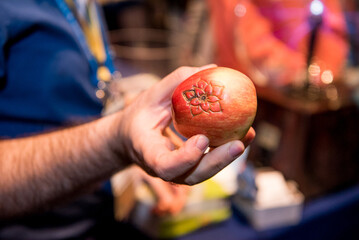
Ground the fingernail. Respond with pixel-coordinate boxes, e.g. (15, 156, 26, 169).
(229, 141, 244, 159)
(195, 135, 209, 152)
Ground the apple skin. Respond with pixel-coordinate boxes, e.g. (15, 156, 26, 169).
(171, 67, 257, 147)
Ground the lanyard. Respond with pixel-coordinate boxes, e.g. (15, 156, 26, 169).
(54, 0, 115, 88)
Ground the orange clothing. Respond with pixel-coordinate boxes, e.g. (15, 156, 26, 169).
(207, 0, 348, 86)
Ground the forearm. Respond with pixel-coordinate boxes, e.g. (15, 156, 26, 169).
(0, 112, 128, 219)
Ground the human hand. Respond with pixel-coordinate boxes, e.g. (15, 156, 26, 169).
(117, 65, 255, 185)
(137, 127, 189, 216)
(137, 167, 190, 216)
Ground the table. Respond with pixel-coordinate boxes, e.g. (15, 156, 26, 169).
(177, 184, 359, 240)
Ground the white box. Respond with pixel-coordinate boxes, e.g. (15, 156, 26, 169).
(233, 168, 304, 230)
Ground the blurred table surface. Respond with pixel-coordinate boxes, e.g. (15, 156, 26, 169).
(175, 184, 359, 240)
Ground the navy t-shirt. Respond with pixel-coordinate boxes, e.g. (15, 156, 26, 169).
(0, 0, 103, 138)
(0, 0, 115, 239)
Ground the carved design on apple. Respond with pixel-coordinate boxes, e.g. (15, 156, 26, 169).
(182, 79, 224, 116)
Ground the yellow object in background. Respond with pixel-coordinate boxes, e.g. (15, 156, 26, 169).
(132, 178, 232, 239)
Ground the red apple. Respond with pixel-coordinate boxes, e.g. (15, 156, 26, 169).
(171, 67, 257, 147)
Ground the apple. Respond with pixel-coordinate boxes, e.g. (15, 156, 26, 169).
(171, 67, 257, 147)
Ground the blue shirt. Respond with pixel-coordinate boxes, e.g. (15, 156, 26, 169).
(0, 0, 103, 138)
(0, 0, 115, 239)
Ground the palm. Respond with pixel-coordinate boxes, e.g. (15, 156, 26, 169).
(120, 66, 254, 185)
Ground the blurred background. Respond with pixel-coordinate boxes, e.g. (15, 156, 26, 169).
(99, 0, 359, 239)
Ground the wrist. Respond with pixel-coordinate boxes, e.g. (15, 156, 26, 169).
(98, 111, 133, 170)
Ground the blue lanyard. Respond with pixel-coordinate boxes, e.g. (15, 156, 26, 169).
(54, 0, 115, 87)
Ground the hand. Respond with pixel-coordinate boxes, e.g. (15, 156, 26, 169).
(138, 167, 190, 216)
(118, 65, 255, 185)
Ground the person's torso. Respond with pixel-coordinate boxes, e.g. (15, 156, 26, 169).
(0, 0, 104, 138)
(0, 1, 114, 239)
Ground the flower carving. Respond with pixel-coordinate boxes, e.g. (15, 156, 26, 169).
(182, 79, 224, 116)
